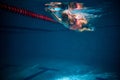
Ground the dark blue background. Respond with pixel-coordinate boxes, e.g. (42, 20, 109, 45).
(0, 0, 120, 75)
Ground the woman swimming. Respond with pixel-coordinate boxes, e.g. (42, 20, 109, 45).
(45, 2, 94, 32)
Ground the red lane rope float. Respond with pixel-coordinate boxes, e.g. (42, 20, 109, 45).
(0, 2, 57, 23)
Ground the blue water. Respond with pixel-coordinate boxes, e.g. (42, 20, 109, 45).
(0, 0, 119, 80)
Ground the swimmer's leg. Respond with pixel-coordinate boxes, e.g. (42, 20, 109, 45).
(78, 27, 94, 32)
(78, 24, 95, 32)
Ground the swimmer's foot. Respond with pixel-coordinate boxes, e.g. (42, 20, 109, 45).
(78, 27, 95, 32)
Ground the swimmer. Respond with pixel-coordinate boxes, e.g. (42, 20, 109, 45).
(45, 2, 94, 32)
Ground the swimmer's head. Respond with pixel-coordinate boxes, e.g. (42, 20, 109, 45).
(62, 12, 68, 22)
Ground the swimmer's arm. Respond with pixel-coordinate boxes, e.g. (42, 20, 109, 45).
(54, 2, 62, 5)
(51, 12, 62, 22)
(45, 4, 51, 6)
(78, 27, 92, 32)
(45, 2, 62, 6)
